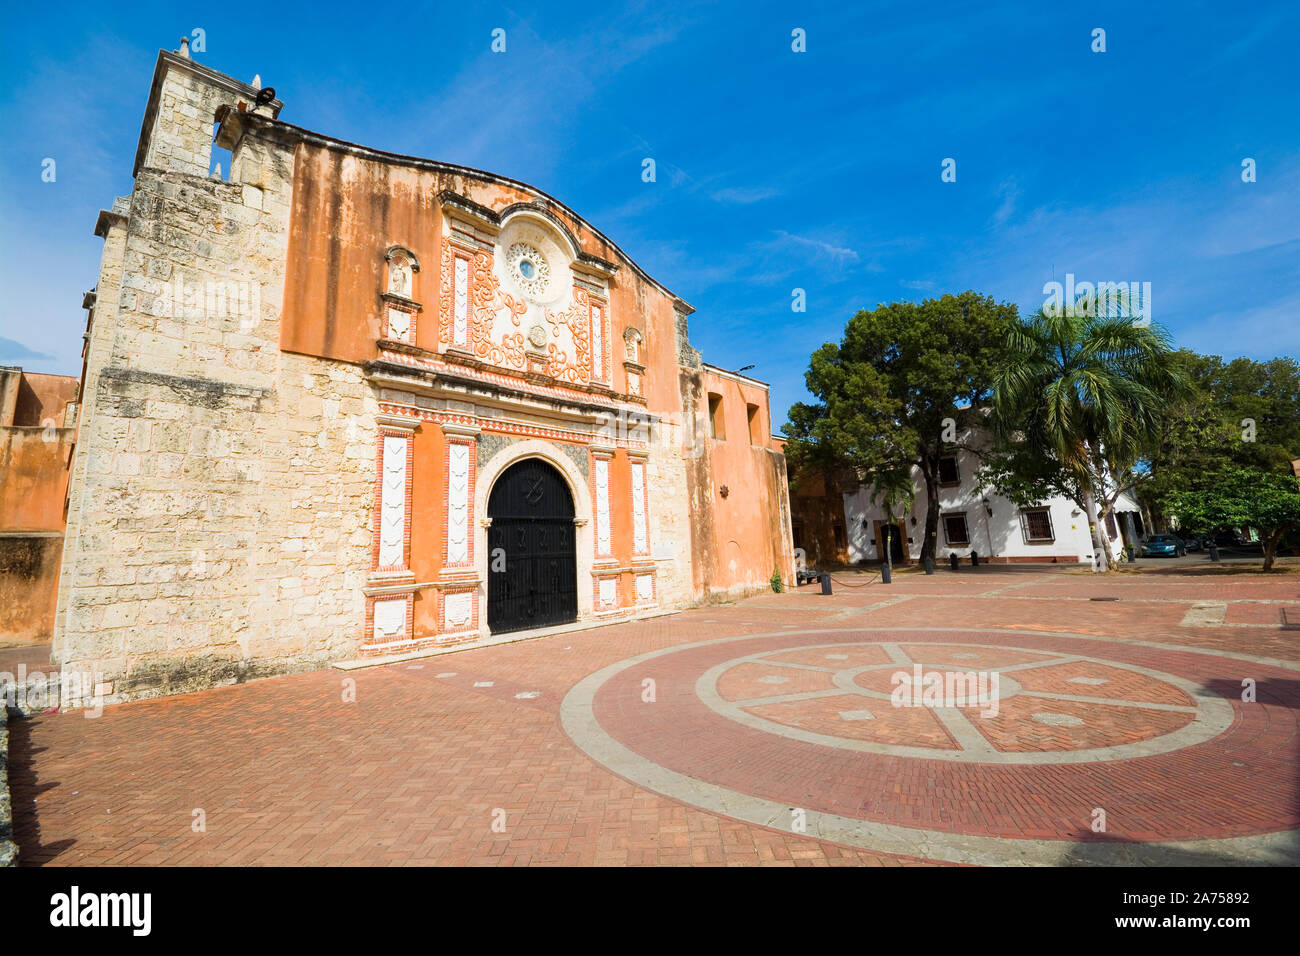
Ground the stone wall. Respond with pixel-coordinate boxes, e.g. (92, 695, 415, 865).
(0, 705, 14, 867)
(644, 405, 699, 607)
(54, 106, 378, 703)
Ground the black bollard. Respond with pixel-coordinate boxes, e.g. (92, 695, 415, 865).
(924, 556, 934, 574)
(971, 550, 980, 567)
(949, 553, 959, 571)
(820, 572, 833, 594)
(1208, 541, 1220, 562)
(881, 563, 892, 584)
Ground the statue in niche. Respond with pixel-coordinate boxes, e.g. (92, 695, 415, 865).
(389, 256, 411, 297)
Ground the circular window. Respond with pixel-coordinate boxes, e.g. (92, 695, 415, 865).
(507, 242, 550, 298)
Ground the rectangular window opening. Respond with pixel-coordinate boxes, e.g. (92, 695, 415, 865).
(1020, 508, 1055, 543)
(937, 455, 960, 485)
(708, 393, 725, 440)
(746, 403, 761, 444)
(942, 513, 970, 546)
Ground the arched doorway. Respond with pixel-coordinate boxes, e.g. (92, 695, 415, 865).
(487, 458, 578, 634)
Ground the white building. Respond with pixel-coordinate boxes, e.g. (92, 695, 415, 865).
(842, 441, 1142, 567)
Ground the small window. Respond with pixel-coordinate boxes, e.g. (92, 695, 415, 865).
(942, 513, 970, 546)
(937, 455, 960, 485)
(708, 393, 725, 440)
(1020, 508, 1055, 543)
(746, 403, 761, 444)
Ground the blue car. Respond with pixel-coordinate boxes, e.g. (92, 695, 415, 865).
(1140, 534, 1186, 557)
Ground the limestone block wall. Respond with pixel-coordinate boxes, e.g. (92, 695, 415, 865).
(54, 203, 129, 664)
(54, 118, 376, 703)
(643, 415, 697, 607)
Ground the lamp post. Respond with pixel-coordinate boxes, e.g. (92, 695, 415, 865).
(881, 505, 893, 584)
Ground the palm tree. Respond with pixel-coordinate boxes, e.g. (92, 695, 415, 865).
(991, 300, 1185, 572)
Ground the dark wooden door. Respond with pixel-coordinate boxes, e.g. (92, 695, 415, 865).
(881, 523, 905, 563)
(487, 459, 577, 634)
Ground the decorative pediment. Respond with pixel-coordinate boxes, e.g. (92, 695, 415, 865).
(437, 198, 614, 390)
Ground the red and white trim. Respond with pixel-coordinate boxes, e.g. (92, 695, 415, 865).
(591, 450, 613, 558)
(375, 343, 647, 414)
(589, 295, 610, 385)
(593, 573, 622, 616)
(633, 570, 657, 608)
(443, 427, 478, 569)
(370, 421, 417, 575)
(630, 457, 649, 556)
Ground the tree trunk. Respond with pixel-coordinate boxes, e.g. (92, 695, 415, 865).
(1096, 495, 1119, 562)
(1263, 527, 1284, 572)
(1097, 511, 1116, 565)
(920, 463, 940, 564)
(1140, 500, 1156, 537)
(1082, 486, 1109, 573)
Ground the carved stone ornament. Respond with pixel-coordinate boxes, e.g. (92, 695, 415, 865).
(507, 242, 550, 299)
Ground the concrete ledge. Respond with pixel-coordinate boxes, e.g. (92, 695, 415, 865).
(0, 706, 16, 866)
(333, 607, 681, 671)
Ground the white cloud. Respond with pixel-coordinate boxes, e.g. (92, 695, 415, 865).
(772, 230, 860, 263)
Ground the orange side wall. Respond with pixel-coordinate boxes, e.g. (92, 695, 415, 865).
(690, 368, 793, 594)
(0, 428, 73, 531)
(1, 370, 77, 644)
(12, 373, 79, 427)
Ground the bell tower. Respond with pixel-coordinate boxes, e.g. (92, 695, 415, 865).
(132, 38, 283, 179)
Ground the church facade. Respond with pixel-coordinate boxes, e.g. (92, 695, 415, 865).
(53, 47, 794, 703)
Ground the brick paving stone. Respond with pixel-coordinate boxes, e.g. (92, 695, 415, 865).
(8, 567, 1300, 865)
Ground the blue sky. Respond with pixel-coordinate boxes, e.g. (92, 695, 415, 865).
(2, 0, 1297, 426)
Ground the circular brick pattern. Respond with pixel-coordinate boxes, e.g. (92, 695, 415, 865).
(561, 627, 1300, 864)
(697, 641, 1227, 764)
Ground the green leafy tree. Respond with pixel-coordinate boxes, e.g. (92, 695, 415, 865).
(782, 292, 1019, 564)
(1145, 352, 1300, 524)
(989, 306, 1186, 571)
(1163, 467, 1300, 571)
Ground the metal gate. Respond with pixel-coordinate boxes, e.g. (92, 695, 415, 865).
(487, 458, 578, 634)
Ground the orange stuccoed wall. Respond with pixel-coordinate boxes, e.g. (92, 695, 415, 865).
(1, 368, 79, 644)
(279, 143, 683, 416)
(687, 366, 795, 596)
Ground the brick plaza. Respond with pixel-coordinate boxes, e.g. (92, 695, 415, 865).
(8, 565, 1300, 866)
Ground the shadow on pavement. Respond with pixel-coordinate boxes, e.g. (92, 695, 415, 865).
(6, 713, 75, 866)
